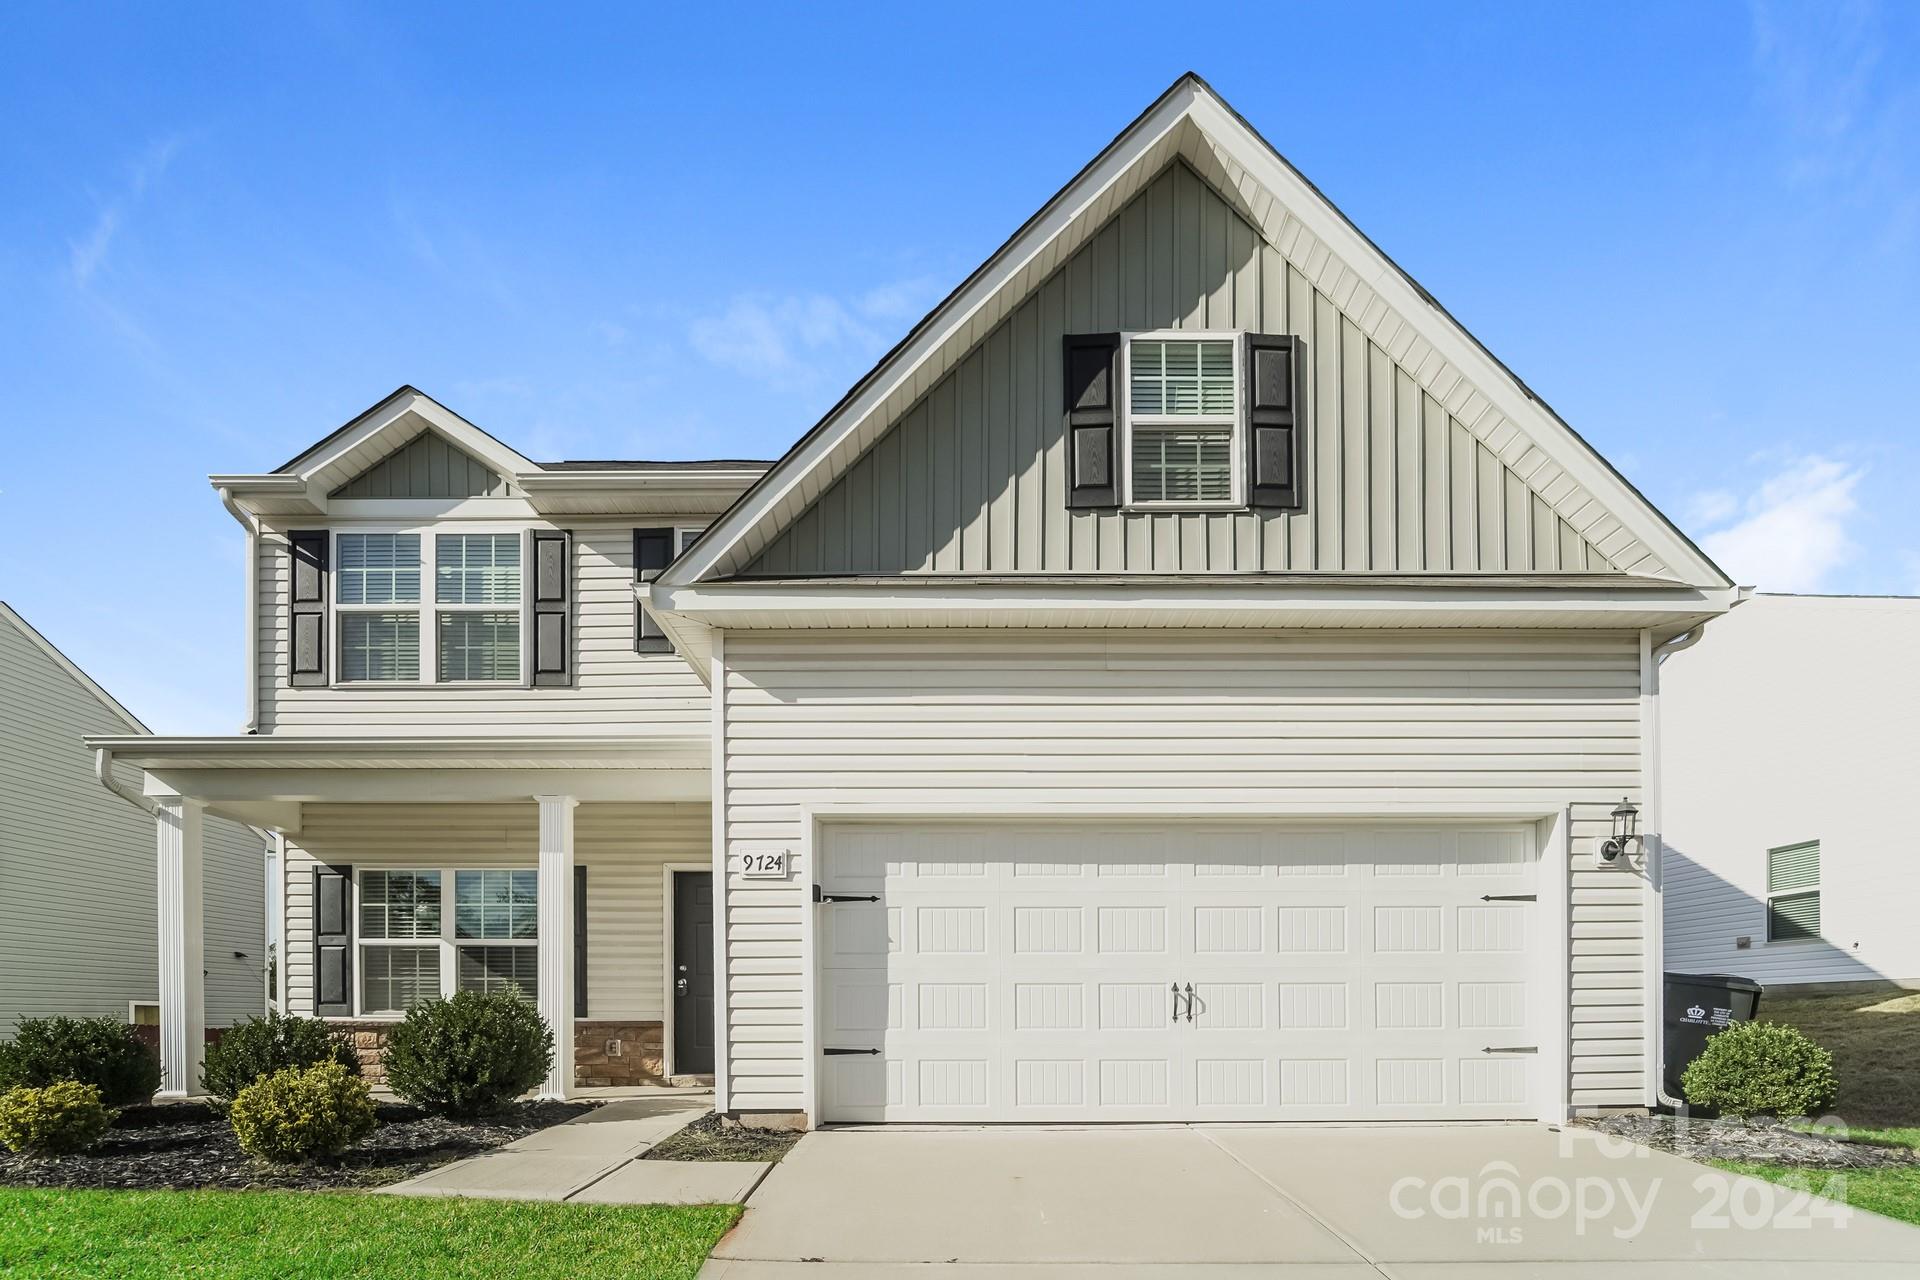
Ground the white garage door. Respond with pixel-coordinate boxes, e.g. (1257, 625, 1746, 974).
(818, 824, 1542, 1123)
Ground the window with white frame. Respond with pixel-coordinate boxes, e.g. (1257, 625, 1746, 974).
(355, 868, 538, 1014)
(334, 531, 523, 684)
(1125, 335, 1240, 506)
(1766, 840, 1821, 943)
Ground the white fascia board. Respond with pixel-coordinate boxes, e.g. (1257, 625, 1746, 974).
(656, 82, 1204, 589)
(1181, 93, 1729, 591)
(514, 469, 767, 493)
(653, 580, 1738, 629)
(86, 733, 711, 770)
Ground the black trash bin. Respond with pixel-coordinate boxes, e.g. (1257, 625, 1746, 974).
(1664, 971, 1764, 1106)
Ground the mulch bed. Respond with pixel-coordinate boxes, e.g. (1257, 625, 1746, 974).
(642, 1112, 800, 1163)
(0, 1098, 599, 1191)
(1574, 1113, 1920, 1170)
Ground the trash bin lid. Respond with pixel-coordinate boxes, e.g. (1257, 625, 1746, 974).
(1664, 971, 1764, 993)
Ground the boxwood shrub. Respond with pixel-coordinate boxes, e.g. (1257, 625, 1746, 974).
(0, 1081, 114, 1156)
(202, 1010, 359, 1102)
(0, 1016, 160, 1107)
(381, 991, 554, 1117)
(229, 1060, 376, 1162)
(1680, 1020, 1837, 1118)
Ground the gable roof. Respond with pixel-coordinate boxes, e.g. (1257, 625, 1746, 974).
(658, 73, 1730, 592)
(1, 601, 148, 733)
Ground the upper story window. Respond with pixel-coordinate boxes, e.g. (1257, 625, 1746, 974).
(1124, 334, 1241, 507)
(334, 530, 523, 684)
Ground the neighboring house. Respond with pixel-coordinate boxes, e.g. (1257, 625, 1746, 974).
(95, 74, 1739, 1125)
(1, 602, 265, 1035)
(1663, 594, 1920, 991)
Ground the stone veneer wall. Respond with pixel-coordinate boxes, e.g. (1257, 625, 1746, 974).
(330, 1020, 665, 1088)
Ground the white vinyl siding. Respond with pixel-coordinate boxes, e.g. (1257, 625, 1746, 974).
(280, 802, 709, 1021)
(0, 610, 265, 1029)
(720, 629, 1647, 1115)
(257, 523, 712, 734)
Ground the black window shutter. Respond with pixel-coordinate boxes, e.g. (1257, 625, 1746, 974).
(633, 528, 674, 654)
(573, 865, 588, 1018)
(313, 864, 353, 1017)
(1063, 334, 1121, 509)
(1246, 333, 1305, 509)
(288, 531, 329, 687)
(531, 530, 572, 687)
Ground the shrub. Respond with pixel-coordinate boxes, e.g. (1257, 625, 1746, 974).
(0, 1081, 114, 1156)
(1681, 1020, 1838, 1118)
(382, 990, 553, 1117)
(201, 1010, 359, 1102)
(229, 1060, 376, 1163)
(0, 1016, 160, 1107)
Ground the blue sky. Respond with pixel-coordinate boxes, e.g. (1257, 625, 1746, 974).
(2, 2, 1916, 732)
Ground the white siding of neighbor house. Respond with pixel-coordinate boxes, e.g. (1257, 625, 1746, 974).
(1663, 595, 1920, 988)
(281, 802, 710, 1021)
(744, 162, 1632, 579)
(0, 611, 265, 1030)
(719, 629, 1650, 1116)
(254, 521, 711, 735)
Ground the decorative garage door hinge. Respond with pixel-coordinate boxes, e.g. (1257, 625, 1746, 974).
(1478, 894, 1537, 902)
(812, 885, 880, 903)
(823, 1047, 883, 1056)
(1481, 1046, 1539, 1054)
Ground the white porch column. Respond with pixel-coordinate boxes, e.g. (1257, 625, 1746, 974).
(535, 794, 577, 1099)
(155, 797, 206, 1099)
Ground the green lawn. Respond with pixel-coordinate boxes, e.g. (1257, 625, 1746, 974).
(0, 1188, 740, 1279)
(1700, 991, 1920, 1227)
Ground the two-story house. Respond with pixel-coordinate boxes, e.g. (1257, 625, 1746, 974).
(96, 75, 1739, 1128)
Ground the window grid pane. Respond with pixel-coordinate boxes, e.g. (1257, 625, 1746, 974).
(362, 945, 441, 1013)
(454, 869, 539, 940)
(436, 534, 522, 605)
(457, 945, 538, 1000)
(341, 613, 421, 682)
(1130, 340, 1234, 418)
(337, 534, 421, 605)
(1131, 426, 1233, 503)
(360, 870, 442, 940)
(438, 612, 521, 682)
(1767, 841, 1820, 893)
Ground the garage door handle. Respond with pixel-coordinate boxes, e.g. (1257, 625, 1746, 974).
(1479, 894, 1536, 902)
(1481, 1046, 1538, 1054)
(1170, 983, 1183, 1023)
(823, 1047, 883, 1056)
(1184, 983, 1196, 1024)
(812, 885, 880, 903)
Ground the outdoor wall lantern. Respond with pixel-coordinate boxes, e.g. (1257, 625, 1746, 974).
(1596, 797, 1642, 866)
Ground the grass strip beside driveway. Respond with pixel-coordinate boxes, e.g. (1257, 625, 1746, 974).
(0, 1188, 740, 1280)
(1711, 1160, 1920, 1229)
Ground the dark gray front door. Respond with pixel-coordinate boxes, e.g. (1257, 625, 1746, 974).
(672, 871, 715, 1074)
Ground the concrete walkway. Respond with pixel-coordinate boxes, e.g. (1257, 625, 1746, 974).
(702, 1124, 1920, 1277)
(384, 1092, 770, 1206)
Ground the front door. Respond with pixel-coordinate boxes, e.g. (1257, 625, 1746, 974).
(672, 870, 715, 1075)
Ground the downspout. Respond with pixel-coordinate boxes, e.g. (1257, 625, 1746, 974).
(218, 487, 261, 735)
(95, 746, 163, 817)
(1643, 625, 1708, 1110)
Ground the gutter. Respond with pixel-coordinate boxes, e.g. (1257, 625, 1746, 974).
(217, 487, 261, 735)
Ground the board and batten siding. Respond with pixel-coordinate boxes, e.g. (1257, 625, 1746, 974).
(255, 521, 709, 734)
(281, 802, 709, 1021)
(0, 612, 264, 1029)
(745, 162, 1636, 579)
(719, 629, 1650, 1115)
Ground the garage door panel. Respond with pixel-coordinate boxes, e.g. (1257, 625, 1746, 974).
(818, 823, 1541, 1123)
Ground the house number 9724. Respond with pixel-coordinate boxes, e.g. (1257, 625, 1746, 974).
(739, 851, 790, 878)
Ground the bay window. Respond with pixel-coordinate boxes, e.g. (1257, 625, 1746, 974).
(356, 867, 538, 1014)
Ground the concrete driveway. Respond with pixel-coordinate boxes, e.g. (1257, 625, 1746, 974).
(702, 1124, 1920, 1278)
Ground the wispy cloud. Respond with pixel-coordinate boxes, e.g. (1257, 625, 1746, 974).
(69, 135, 183, 286)
(686, 276, 941, 392)
(1695, 455, 1863, 591)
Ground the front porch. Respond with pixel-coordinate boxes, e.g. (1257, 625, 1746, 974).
(87, 734, 717, 1102)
